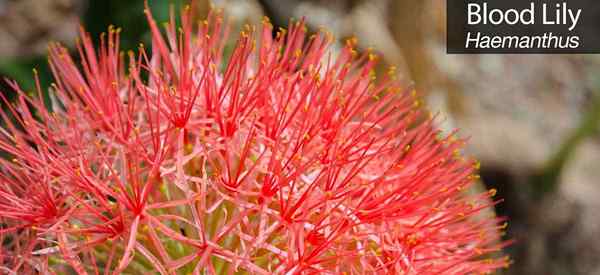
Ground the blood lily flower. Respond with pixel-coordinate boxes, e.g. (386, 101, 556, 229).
(0, 2, 509, 274)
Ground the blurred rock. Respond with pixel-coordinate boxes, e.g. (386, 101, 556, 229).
(553, 139, 600, 274)
(213, 0, 264, 26)
(0, 0, 83, 58)
(438, 55, 594, 173)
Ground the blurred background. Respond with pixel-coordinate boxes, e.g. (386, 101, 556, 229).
(1, 0, 600, 274)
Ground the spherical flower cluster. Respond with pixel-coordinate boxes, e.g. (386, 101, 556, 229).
(0, 2, 508, 274)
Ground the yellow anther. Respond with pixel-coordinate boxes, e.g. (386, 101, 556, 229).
(345, 37, 356, 48)
(405, 233, 418, 245)
(368, 53, 377, 61)
(388, 66, 397, 75)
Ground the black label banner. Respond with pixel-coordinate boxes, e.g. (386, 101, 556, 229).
(447, 0, 600, 53)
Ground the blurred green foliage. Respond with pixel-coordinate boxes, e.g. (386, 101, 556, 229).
(84, 0, 185, 51)
(0, 56, 49, 92)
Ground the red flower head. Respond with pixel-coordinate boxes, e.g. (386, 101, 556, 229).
(0, 2, 509, 274)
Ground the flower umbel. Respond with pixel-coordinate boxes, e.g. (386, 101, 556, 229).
(0, 2, 509, 274)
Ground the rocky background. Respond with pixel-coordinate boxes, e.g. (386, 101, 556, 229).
(2, 0, 600, 274)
